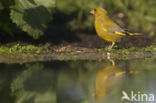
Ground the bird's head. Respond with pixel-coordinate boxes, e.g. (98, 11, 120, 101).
(90, 8, 107, 17)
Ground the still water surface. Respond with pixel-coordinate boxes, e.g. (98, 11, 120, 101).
(0, 58, 156, 103)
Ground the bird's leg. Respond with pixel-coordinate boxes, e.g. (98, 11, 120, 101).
(108, 42, 115, 51)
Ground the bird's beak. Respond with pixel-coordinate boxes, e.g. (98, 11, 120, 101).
(90, 10, 94, 15)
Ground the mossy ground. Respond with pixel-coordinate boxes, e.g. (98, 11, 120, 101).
(0, 43, 156, 63)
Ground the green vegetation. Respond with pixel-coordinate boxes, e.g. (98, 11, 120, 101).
(0, 0, 156, 39)
(57, 0, 156, 34)
(142, 45, 156, 52)
(97, 45, 156, 53)
(0, 44, 46, 54)
(0, 0, 56, 39)
(10, 0, 55, 39)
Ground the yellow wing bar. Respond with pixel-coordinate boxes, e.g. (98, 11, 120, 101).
(114, 31, 126, 36)
(126, 32, 140, 36)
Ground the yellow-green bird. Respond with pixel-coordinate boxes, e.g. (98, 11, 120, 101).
(90, 8, 140, 50)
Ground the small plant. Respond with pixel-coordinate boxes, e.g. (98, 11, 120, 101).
(0, 0, 55, 39)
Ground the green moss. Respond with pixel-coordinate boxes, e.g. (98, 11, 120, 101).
(96, 46, 156, 60)
(0, 44, 50, 55)
(97, 48, 107, 52)
(141, 45, 156, 52)
(58, 51, 78, 60)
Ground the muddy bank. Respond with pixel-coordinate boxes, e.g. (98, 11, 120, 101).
(0, 45, 156, 64)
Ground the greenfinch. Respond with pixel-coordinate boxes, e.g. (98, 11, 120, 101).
(90, 8, 140, 50)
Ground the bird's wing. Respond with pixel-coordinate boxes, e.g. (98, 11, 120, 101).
(100, 18, 127, 36)
(108, 27, 140, 36)
(99, 17, 139, 37)
(108, 27, 127, 36)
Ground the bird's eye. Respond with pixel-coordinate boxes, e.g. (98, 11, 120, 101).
(94, 9, 96, 12)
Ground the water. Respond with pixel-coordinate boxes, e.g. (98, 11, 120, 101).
(0, 58, 156, 103)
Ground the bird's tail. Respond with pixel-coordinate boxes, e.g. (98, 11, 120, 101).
(126, 31, 141, 36)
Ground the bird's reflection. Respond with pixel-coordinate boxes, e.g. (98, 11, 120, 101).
(94, 59, 138, 100)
